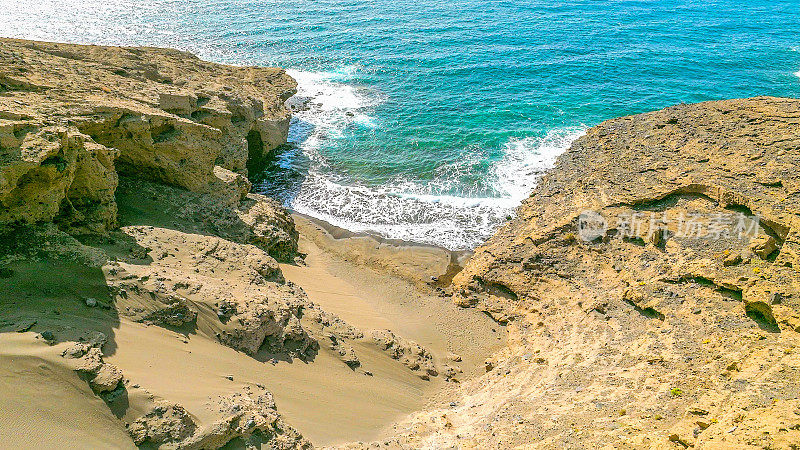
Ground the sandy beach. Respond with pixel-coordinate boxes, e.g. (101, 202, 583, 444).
(0, 210, 504, 447)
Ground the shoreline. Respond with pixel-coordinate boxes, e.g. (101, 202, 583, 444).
(290, 211, 474, 289)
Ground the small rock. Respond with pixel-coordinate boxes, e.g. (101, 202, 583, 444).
(688, 407, 709, 415)
(363, 370, 373, 376)
(649, 229, 665, 247)
(84, 297, 98, 308)
(40, 330, 55, 344)
(14, 319, 36, 332)
(224, 375, 234, 381)
(447, 352, 462, 362)
(90, 363, 123, 393)
(696, 419, 711, 429)
(442, 365, 462, 381)
(723, 252, 742, 266)
(749, 235, 778, 259)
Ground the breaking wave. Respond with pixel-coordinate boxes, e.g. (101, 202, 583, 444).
(258, 68, 584, 250)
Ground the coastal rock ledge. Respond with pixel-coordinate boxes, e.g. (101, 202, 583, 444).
(372, 96, 800, 449)
(0, 38, 296, 239)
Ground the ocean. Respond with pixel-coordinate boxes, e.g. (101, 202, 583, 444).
(2, 0, 799, 249)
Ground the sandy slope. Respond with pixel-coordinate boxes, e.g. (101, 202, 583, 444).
(0, 213, 502, 448)
(0, 333, 135, 448)
(284, 216, 504, 378)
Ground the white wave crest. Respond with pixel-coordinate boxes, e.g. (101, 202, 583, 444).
(491, 128, 586, 201)
(283, 68, 384, 175)
(288, 174, 516, 250)
(286, 68, 383, 138)
(274, 68, 585, 250)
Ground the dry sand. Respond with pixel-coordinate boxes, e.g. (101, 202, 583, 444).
(0, 216, 504, 448)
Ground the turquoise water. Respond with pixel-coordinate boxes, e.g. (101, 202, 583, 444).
(3, 0, 799, 249)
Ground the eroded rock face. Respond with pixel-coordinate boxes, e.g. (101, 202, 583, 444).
(0, 38, 296, 233)
(130, 386, 311, 450)
(369, 329, 438, 380)
(61, 331, 123, 394)
(378, 97, 800, 448)
(104, 226, 315, 359)
(0, 126, 118, 233)
(237, 193, 300, 262)
(115, 177, 298, 261)
(128, 402, 198, 448)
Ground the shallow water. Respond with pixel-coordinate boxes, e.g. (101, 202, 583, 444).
(2, 0, 799, 249)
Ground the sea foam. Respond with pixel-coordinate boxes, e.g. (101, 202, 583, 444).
(263, 68, 584, 250)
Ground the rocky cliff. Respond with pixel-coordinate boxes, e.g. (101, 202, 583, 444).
(371, 97, 800, 448)
(0, 39, 476, 449)
(0, 38, 295, 235)
(0, 38, 316, 449)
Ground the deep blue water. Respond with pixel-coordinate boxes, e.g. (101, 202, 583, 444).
(3, 0, 799, 248)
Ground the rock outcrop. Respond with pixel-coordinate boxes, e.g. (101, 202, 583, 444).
(369, 329, 439, 380)
(62, 331, 124, 394)
(0, 38, 295, 235)
(374, 97, 800, 448)
(130, 386, 311, 449)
